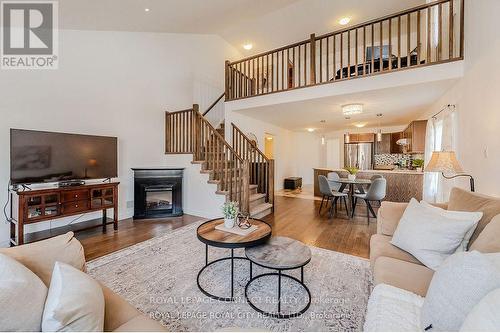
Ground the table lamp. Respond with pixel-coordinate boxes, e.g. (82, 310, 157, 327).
(424, 151, 475, 192)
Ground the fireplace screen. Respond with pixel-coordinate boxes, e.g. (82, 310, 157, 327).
(145, 186, 173, 211)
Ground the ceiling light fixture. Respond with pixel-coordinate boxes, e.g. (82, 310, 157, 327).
(354, 123, 367, 128)
(376, 113, 383, 142)
(339, 17, 351, 25)
(144, 8, 150, 12)
(342, 104, 363, 116)
(243, 43, 253, 50)
(307, 128, 315, 132)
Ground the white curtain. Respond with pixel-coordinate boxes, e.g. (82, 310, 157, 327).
(423, 106, 458, 203)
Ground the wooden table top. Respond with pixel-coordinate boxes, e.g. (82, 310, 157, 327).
(197, 218, 272, 249)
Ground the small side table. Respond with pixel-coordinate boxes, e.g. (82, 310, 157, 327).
(245, 236, 312, 318)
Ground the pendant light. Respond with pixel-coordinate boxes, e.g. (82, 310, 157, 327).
(376, 113, 383, 142)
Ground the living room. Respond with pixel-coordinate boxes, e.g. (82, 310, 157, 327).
(1, 0, 500, 332)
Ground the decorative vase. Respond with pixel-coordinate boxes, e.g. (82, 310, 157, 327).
(348, 174, 356, 181)
(224, 217, 235, 228)
(417, 167, 423, 172)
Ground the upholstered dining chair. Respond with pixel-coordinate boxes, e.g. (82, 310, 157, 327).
(352, 177, 387, 223)
(318, 175, 349, 218)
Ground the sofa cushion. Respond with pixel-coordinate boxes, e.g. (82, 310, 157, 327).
(0, 232, 86, 286)
(42, 262, 105, 332)
(370, 234, 421, 268)
(391, 199, 482, 270)
(420, 251, 500, 332)
(0, 253, 48, 331)
(364, 283, 424, 332)
(373, 257, 434, 297)
(448, 187, 500, 246)
(470, 215, 500, 253)
(377, 201, 409, 236)
(460, 288, 500, 331)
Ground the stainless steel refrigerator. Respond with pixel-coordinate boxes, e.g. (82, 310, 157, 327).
(344, 143, 373, 170)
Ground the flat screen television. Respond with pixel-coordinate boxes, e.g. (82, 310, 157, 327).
(10, 129, 118, 185)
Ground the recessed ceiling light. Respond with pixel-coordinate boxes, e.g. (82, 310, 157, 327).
(266, 137, 273, 141)
(339, 17, 351, 25)
(243, 43, 253, 50)
(307, 128, 315, 132)
(144, 8, 150, 12)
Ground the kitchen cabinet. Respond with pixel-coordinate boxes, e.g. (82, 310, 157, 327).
(375, 133, 391, 154)
(403, 120, 427, 153)
(390, 132, 404, 154)
(344, 133, 375, 143)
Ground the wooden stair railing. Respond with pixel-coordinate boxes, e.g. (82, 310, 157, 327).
(232, 123, 274, 208)
(225, 0, 464, 101)
(165, 105, 250, 214)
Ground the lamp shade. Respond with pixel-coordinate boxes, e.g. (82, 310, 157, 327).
(424, 151, 464, 174)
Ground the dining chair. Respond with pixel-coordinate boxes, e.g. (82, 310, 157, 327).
(318, 175, 349, 218)
(351, 178, 387, 223)
(328, 172, 348, 194)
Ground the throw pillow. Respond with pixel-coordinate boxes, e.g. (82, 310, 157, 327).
(42, 262, 105, 332)
(460, 288, 500, 331)
(0, 253, 48, 331)
(420, 201, 478, 252)
(420, 251, 500, 331)
(391, 198, 482, 270)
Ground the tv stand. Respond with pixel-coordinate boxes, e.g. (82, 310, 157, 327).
(58, 180, 86, 187)
(9, 182, 119, 246)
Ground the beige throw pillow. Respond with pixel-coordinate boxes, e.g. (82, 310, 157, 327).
(42, 262, 105, 332)
(0, 253, 48, 331)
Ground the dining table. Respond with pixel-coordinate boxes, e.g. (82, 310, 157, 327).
(329, 177, 372, 219)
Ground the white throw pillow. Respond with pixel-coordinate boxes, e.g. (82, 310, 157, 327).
(421, 251, 500, 331)
(0, 253, 48, 331)
(391, 198, 482, 269)
(42, 262, 105, 332)
(460, 288, 500, 332)
(420, 201, 477, 252)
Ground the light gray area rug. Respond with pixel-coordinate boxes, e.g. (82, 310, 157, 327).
(87, 221, 372, 332)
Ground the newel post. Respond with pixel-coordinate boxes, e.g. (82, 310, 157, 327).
(242, 159, 251, 215)
(309, 33, 316, 85)
(224, 60, 230, 100)
(268, 159, 275, 210)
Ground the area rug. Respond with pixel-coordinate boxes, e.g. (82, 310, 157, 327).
(87, 221, 373, 331)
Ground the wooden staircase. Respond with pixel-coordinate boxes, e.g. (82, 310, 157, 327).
(165, 104, 274, 218)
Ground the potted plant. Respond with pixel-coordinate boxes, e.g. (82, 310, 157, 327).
(345, 167, 359, 181)
(413, 158, 424, 172)
(222, 201, 238, 228)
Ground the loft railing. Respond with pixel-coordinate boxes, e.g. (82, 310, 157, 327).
(225, 0, 464, 101)
(165, 105, 250, 213)
(232, 123, 275, 207)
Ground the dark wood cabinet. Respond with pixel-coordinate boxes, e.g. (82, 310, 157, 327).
(390, 132, 404, 154)
(375, 133, 391, 154)
(345, 133, 375, 143)
(10, 182, 119, 246)
(402, 120, 427, 153)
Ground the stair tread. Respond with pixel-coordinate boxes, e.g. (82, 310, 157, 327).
(250, 193, 266, 201)
(250, 202, 273, 215)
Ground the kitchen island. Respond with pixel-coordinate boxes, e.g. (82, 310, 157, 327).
(313, 168, 423, 202)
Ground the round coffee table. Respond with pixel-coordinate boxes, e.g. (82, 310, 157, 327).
(245, 236, 312, 319)
(196, 218, 272, 302)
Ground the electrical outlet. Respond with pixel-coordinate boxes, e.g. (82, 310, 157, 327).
(126, 200, 134, 208)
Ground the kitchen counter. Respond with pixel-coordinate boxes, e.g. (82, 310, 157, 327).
(313, 168, 423, 202)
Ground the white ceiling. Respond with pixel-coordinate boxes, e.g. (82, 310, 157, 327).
(59, 0, 424, 54)
(235, 79, 458, 132)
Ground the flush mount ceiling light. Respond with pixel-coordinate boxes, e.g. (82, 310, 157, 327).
(144, 8, 150, 12)
(342, 104, 363, 116)
(243, 43, 253, 50)
(339, 17, 351, 25)
(354, 123, 367, 128)
(307, 128, 315, 132)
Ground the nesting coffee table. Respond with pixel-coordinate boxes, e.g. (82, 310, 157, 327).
(196, 218, 272, 302)
(245, 236, 312, 318)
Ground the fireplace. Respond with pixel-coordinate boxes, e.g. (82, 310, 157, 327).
(132, 168, 183, 219)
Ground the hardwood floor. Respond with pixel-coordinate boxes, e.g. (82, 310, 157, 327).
(78, 195, 377, 261)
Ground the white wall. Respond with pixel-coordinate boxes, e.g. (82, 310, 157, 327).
(0, 29, 240, 247)
(417, 0, 500, 197)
